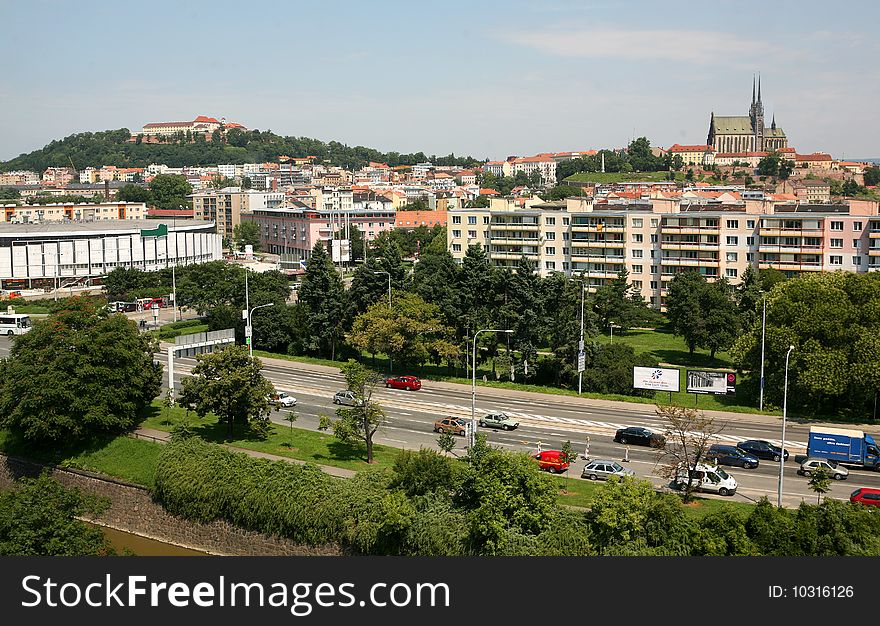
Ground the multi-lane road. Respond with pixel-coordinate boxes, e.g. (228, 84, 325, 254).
(3, 335, 878, 508)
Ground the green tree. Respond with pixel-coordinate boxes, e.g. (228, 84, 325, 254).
(322, 359, 388, 463)
(843, 179, 863, 196)
(808, 467, 832, 504)
(298, 242, 348, 359)
(116, 184, 152, 204)
(0, 473, 114, 556)
(757, 151, 782, 177)
(864, 166, 880, 187)
(148, 174, 192, 211)
(233, 220, 261, 252)
(666, 271, 738, 358)
(0, 298, 162, 444)
(348, 291, 459, 370)
(544, 185, 586, 200)
(178, 345, 276, 439)
(437, 431, 456, 456)
(655, 405, 726, 503)
(591, 269, 655, 332)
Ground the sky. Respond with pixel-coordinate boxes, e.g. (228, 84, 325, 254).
(2, 0, 879, 162)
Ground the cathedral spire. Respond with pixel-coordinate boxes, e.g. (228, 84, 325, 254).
(758, 74, 762, 103)
(752, 75, 756, 105)
(772, 113, 776, 130)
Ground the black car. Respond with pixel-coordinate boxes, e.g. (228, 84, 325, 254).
(736, 439, 789, 462)
(614, 426, 665, 448)
(706, 444, 760, 469)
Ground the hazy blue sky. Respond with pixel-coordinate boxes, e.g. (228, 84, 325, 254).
(2, 0, 878, 161)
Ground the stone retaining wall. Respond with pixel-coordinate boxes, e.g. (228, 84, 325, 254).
(0, 453, 343, 556)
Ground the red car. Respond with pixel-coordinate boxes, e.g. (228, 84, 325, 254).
(385, 375, 422, 391)
(533, 450, 570, 474)
(850, 487, 880, 508)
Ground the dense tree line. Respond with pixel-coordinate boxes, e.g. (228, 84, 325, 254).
(153, 436, 880, 556)
(0, 127, 483, 173)
(556, 137, 669, 181)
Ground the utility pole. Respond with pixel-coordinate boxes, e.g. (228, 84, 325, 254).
(759, 295, 767, 411)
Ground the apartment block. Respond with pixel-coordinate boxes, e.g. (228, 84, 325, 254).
(190, 187, 284, 239)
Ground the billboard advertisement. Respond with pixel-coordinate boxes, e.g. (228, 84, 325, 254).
(686, 370, 737, 395)
(633, 367, 680, 392)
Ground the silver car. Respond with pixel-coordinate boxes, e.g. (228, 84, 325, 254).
(332, 390, 362, 406)
(581, 459, 635, 481)
(797, 457, 848, 480)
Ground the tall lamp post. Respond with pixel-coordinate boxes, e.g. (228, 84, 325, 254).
(471, 329, 513, 449)
(247, 302, 275, 358)
(571, 278, 586, 395)
(374, 270, 392, 372)
(777, 344, 795, 508)
(759, 295, 767, 411)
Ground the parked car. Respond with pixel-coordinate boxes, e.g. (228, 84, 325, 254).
(614, 426, 665, 448)
(533, 450, 570, 474)
(581, 459, 635, 481)
(850, 487, 880, 508)
(332, 390, 363, 406)
(705, 444, 760, 469)
(269, 391, 297, 408)
(478, 412, 519, 431)
(434, 417, 468, 436)
(737, 439, 789, 462)
(673, 462, 738, 496)
(385, 375, 422, 391)
(797, 457, 848, 480)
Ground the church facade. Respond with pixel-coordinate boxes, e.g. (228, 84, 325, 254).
(707, 77, 787, 153)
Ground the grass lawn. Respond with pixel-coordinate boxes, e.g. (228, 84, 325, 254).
(140, 402, 402, 471)
(0, 429, 161, 488)
(593, 326, 733, 368)
(564, 171, 683, 184)
(4, 304, 51, 314)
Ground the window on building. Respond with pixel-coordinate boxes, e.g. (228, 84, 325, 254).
(830, 239, 843, 248)
(747, 220, 756, 229)
(830, 255, 843, 265)
(632, 218, 643, 227)
(854, 222, 863, 231)
(468, 230, 477, 238)
(545, 216, 556, 225)
(650, 234, 658, 243)
(650, 219, 659, 227)
(632, 265, 643, 273)
(726, 219, 739, 229)
(563, 232, 569, 240)
(650, 250, 656, 258)
(853, 240, 860, 249)
(747, 253, 754, 261)
(452, 230, 461, 238)
(545, 247, 556, 255)
(632, 233, 643, 243)
(452, 244, 462, 252)
(632, 249, 643, 258)
(483, 216, 490, 224)
(562, 247, 569, 255)
(650, 281, 658, 289)
(726, 236, 738, 245)
(545, 231, 556, 241)
(545, 261, 556, 270)
(727, 252, 738, 261)
(563, 261, 569, 271)
(854, 256, 862, 266)
(468, 216, 476, 225)
(563, 217, 570, 225)
(831, 221, 844, 231)
(726, 268, 738, 278)
(650, 265, 658, 274)
(632, 280, 643, 289)
(746, 236, 755, 246)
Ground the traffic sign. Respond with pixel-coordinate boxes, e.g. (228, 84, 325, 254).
(577, 351, 586, 373)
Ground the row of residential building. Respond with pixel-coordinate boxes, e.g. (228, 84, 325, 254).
(447, 195, 880, 309)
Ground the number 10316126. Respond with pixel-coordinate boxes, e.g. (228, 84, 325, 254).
(769, 585, 854, 598)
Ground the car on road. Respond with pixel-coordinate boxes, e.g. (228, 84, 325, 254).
(673, 462, 738, 496)
(581, 459, 635, 481)
(705, 444, 760, 469)
(850, 487, 880, 508)
(385, 375, 422, 391)
(533, 450, 570, 473)
(434, 417, 468, 436)
(797, 457, 848, 480)
(478, 412, 519, 431)
(269, 391, 297, 408)
(737, 439, 789, 462)
(614, 426, 665, 448)
(332, 390, 363, 406)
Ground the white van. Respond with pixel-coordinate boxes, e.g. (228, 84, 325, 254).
(673, 462, 737, 496)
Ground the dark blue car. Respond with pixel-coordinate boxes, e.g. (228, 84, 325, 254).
(737, 439, 789, 462)
(706, 444, 760, 469)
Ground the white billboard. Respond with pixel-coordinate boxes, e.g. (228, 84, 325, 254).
(633, 367, 680, 392)
(687, 370, 736, 395)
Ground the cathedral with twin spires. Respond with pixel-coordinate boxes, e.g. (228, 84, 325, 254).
(707, 76, 788, 153)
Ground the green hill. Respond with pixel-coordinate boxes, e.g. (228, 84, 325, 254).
(1, 128, 483, 173)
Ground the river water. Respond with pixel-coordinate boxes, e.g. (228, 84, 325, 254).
(95, 525, 208, 556)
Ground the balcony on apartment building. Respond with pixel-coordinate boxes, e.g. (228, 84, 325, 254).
(660, 221, 720, 236)
(489, 234, 541, 245)
(570, 237, 625, 248)
(489, 218, 540, 232)
(569, 266, 625, 279)
(758, 221, 823, 238)
(570, 250, 626, 261)
(570, 218, 625, 233)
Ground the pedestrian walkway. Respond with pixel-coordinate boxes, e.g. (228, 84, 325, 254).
(131, 427, 356, 479)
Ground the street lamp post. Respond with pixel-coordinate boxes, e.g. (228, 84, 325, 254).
(759, 295, 767, 411)
(247, 302, 275, 358)
(571, 278, 586, 395)
(778, 344, 795, 508)
(471, 329, 513, 449)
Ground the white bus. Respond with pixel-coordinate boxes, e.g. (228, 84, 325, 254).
(0, 314, 32, 336)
